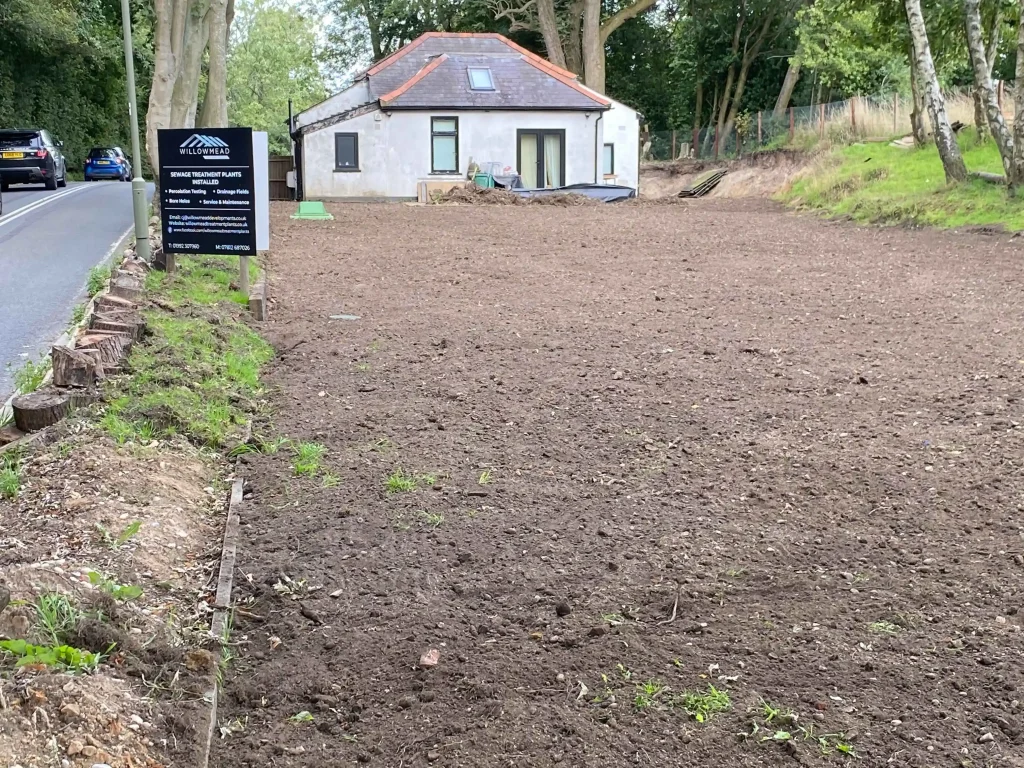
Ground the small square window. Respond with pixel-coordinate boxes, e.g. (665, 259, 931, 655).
(335, 133, 359, 171)
(468, 67, 494, 91)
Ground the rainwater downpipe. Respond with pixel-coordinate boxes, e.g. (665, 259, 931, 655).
(593, 110, 603, 184)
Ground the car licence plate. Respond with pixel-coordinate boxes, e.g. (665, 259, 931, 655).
(1, 152, 23, 159)
(96, 160, 110, 165)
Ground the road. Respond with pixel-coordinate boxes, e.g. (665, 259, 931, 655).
(0, 181, 152, 400)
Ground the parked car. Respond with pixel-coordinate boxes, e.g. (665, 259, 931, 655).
(84, 146, 132, 182)
(0, 128, 68, 191)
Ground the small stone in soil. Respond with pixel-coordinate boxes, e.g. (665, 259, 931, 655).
(978, 732, 995, 743)
(419, 691, 436, 702)
(427, 751, 441, 762)
(420, 648, 440, 667)
(397, 695, 417, 709)
(555, 601, 572, 617)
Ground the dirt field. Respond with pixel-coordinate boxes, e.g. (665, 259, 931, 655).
(212, 200, 1024, 768)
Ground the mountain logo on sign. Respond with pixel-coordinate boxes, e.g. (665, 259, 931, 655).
(179, 134, 230, 159)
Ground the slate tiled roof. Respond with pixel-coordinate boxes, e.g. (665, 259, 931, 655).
(366, 33, 609, 111)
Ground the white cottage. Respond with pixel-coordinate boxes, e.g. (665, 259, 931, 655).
(292, 32, 641, 200)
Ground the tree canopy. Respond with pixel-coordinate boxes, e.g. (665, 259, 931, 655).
(228, 0, 327, 154)
(0, 0, 153, 168)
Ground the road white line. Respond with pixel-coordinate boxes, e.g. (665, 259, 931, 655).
(0, 185, 88, 229)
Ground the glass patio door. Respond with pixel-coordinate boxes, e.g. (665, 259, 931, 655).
(518, 130, 564, 188)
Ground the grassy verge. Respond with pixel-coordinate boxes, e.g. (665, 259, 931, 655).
(781, 131, 1024, 230)
(101, 255, 272, 448)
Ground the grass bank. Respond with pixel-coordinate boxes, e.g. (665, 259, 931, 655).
(101, 256, 272, 448)
(781, 132, 1024, 230)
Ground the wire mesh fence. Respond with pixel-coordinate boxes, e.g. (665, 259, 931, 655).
(643, 86, 1013, 162)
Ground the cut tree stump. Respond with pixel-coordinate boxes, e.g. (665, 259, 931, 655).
(91, 310, 144, 341)
(68, 387, 102, 408)
(12, 388, 72, 432)
(95, 294, 137, 314)
(51, 345, 105, 388)
(75, 331, 132, 367)
(110, 274, 144, 302)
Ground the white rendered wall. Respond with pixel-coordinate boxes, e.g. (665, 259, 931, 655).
(301, 108, 606, 199)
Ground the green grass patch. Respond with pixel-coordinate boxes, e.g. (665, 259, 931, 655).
(87, 264, 114, 296)
(160, 255, 260, 307)
(101, 259, 272, 448)
(33, 592, 81, 645)
(11, 356, 50, 394)
(0, 449, 22, 499)
(783, 131, 1024, 230)
(385, 468, 418, 493)
(293, 442, 326, 477)
(677, 685, 732, 722)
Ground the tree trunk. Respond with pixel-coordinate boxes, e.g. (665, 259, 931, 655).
(537, 0, 567, 69)
(715, 10, 744, 142)
(972, 90, 989, 139)
(1011, 0, 1024, 193)
(198, 0, 229, 128)
(986, 7, 1002, 75)
(965, 0, 1012, 172)
(692, 79, 703, 157)
(773, 56, 801, 118)
(582, 0, 604, 93)
(147, 0, 190, 174)
(908, 49, 928, 146)
(565, 0, 584, 77)
(905, 0, 967, 182)
(171, 0, 211, 129)
(702, 81, 719, 156)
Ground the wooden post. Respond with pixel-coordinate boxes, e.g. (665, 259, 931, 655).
(893, 93, 898, 133)
(789, 107, 795, 143)
(819, 103, 826, 138)
(713, 128, 720, 159)
(692, 126, 700, 159)
(239, 256, 250, 297)
(998, 80, 1004, 110)
(851, 96, 857, 133)
(671, 129, 677, 161)
(757, 111, 763, 145)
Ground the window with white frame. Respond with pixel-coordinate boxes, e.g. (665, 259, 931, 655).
(467, 67, 494, 91)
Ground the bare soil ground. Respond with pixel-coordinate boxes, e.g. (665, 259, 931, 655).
(213, 200, 1024, 768)
(0, 431, 224, 768)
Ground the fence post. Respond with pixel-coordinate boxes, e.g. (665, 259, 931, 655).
(789, 107, 794, 143)
(819, 103, 825, 138)
(851, 96, 857, 133)
(998, 80, 1004, 110)
(757, 111, 763, 145)
(671, 129, 677, 161)
(893, 93, 898, 133)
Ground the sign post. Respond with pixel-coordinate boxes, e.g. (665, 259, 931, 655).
(157, 127, 258, 271)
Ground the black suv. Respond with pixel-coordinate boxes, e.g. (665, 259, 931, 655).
(0, 129, 68, 191)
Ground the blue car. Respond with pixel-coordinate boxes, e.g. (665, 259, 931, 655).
(84, 146, 132, 182)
